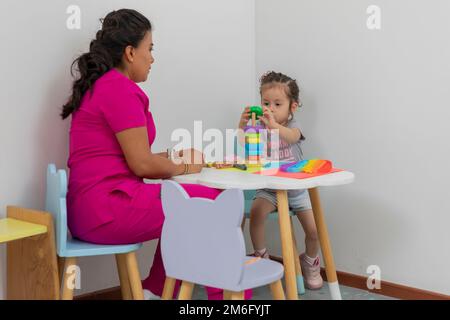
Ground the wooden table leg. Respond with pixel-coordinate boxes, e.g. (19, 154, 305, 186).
(276, 190, 298, 300)
(308, 187, 342, 300)
(291, 219, 306, 295)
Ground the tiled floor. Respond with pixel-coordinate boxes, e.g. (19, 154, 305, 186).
(191, 282, 395, 300)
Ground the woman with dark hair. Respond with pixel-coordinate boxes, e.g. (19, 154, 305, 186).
(62, 9, 249, 300)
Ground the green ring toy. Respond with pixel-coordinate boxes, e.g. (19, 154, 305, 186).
(249, 105, 263, 117)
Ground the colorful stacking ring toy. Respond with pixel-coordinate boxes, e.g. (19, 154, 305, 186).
(280, 159, 332, 174)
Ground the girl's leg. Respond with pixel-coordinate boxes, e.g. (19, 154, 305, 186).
(295, 209, 320, 257)
(250, 198, 276, 253)
(295, 209, 323, 289)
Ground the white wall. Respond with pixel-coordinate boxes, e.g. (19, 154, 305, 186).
(0, 0, 255, 298)
(256, 0, 450, 295)
(2, 0, 449, 299)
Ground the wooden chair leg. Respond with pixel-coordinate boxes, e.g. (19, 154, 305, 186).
(116, 254, 132, 300)
(270, 280, 286, 300)
(178, 281, 194, 300)
(230, 291, 245, 300)
(124, 252, 144, 300)
(162, 277, 176, 300)
(61, 257, 77, 300)
(58, 256, 65, 284)
(223, 290, 232, 300)
(291, 219, 305, 295)
(276, 190, 298, 300)
(308, 187, 342, 300)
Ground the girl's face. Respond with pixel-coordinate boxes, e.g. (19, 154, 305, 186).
(126, 31, 155, 82)
(261, 85, 298, 124)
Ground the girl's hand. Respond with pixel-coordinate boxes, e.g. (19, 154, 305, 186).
(239, 106, 251, 129)
(260, 106, 278, 129)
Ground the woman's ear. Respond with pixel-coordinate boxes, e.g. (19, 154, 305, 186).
(124, 45, 135, 63)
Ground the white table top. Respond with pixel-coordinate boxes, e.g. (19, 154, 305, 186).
(144, 168, 355, 190)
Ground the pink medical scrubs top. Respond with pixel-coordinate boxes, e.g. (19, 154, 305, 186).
(67, 68, 157, 237)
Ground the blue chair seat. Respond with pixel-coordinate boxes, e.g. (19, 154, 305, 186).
(60, 237, 143, 258)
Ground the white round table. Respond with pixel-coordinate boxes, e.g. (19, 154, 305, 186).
(147, 168, 355, 300)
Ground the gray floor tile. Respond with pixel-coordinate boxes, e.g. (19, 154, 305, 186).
(191, 282, 395, 300)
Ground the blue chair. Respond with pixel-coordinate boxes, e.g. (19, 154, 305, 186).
(242, 190, 306, 295)
(45, 164, 144, 300)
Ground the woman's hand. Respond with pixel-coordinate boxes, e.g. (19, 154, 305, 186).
(260, 106, 278, 129)
(186, 162, 203, 174)
(176, 148, 204, 175)
(239, 106, 251, 129)
(177, 148, 204, 164)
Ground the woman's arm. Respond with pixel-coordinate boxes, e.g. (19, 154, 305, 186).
(116, 127, 185, 179)
(155, 151, 168, 158)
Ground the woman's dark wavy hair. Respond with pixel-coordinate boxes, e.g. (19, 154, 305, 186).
(61, 9, 151, 119)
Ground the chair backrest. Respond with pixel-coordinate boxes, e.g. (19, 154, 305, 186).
(45, 164, 68, 256)
(160, 180, 246, 290)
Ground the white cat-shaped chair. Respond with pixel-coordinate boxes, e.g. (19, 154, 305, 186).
(160, 180, 285, 300)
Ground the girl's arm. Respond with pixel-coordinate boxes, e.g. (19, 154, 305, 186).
(260, 107, 303, 144)
(115, 127, 202, 179)
(270, 123, 302, 145)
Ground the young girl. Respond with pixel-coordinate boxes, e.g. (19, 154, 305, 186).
(238, 71, 323, 290)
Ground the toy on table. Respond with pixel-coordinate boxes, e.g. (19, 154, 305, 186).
(262, 161, 291, 170)
(205, 106, 265, 171)
(280, 159, 332, 174)
(206, 162, 247, 171)
(245, 105, 265, 168)
(205, 155, 247, 170)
